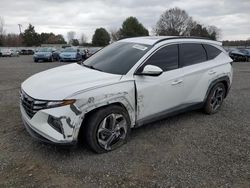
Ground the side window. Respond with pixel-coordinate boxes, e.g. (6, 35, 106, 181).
(179, 43, 207, 67)
(139, 44, 178, 72)
(203, 44, 222, 60)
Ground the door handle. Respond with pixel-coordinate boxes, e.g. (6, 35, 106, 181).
(208, 70, 216, 75)
(171, 79, 183, 85)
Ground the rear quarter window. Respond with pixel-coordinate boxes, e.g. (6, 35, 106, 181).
(203, 44, 222, 60)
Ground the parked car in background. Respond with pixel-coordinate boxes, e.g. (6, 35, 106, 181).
(52, 49, 62, 61)
(238, 49, 250, 61)
(20, 36, 233, 153)
(10, 49, 20, 57)
(88, 47, 102, 56)
(59, 47, 82, 62)
(229, 49, 249, 62)
(1, 49, 12, 57)
(20, 49, 35, 55)
(0, 50, 2, 57)
(81, 47, 102, 61)
(33, 48, 56, 62)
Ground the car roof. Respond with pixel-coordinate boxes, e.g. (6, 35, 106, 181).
(120, 36, 222, 46)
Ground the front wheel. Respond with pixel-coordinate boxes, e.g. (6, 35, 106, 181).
(50, 56, 54, 62)
(204, 83, 226, 114)
(84, 105, 131, 153)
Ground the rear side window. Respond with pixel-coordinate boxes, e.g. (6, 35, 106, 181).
(179, 43, 207, 67)
(203, 44, 222, 60)
(139, 44, 178, 72)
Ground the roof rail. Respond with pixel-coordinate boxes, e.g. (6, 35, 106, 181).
(153, 36, 214, 45)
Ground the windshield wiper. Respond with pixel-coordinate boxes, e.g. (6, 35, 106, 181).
(83, 64, 103, 72)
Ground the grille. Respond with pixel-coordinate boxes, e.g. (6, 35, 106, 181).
(20, 91, 47, 118)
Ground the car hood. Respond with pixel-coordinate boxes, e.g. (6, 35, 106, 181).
(60, 52, 77, 56)
(230, 51, 245, 56)
(21, 63, 122, 100)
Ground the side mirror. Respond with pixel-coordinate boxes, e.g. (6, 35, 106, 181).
(137, 65, 163, 76)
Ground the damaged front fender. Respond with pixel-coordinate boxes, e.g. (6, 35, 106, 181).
(70, 80, 136, 134)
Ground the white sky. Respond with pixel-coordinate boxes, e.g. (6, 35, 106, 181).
(1, 0, 250, 41)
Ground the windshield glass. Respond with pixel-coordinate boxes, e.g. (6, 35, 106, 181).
(84, 42, 151, 75)
(63, 48, 77, 52)
(239, 49, 249, 54)
(38, 48, 52, 52)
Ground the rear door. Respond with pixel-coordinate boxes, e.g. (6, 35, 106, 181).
(179, 43, 222, 103)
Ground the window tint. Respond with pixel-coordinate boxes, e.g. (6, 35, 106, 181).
(203, 44, 222, 60)
(139, 44, 178, 72)
(179, 43, 207, 67)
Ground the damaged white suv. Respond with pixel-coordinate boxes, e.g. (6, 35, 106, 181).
(20, 36, 233, 153)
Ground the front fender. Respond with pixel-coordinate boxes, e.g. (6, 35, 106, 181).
(70, 80, 136, 129)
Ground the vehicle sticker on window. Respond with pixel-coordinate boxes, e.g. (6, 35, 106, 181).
(132, 44, 148, 51)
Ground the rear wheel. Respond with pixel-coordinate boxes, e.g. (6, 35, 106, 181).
(84, 105, 131, 153)
(204, 83, 226, 114)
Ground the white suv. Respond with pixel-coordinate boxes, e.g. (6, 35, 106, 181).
(20, 36, 233, 153)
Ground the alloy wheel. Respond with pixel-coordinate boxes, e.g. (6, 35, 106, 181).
(97, 113, 127, 151)
(210, 86, 224, 111)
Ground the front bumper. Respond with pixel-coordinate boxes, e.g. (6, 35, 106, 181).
(60, 57, 78, 61)
(20, 103, 82, 145)
(34, 56, 51, 61)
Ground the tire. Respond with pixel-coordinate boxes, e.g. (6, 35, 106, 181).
(203, 83, 226, 114)
(50, 56, 54, 62)
(34, 59, 38, 63)
(84, 105, 131, 153)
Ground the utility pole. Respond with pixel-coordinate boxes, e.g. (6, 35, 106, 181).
(18, 24, 22, 34)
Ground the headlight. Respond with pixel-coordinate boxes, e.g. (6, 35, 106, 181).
(46, 99, 76, 108)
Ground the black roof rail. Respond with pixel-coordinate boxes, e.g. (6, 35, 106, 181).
(153, 36, 214, 45)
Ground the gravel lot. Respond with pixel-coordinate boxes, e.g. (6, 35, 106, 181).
(0, 56, 249, 187)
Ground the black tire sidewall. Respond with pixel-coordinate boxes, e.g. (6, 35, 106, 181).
(204, 83, 226, 114)
(85, 105, 131, 153)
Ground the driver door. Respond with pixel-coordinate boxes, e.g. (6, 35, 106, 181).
(134, 44, 185, 121)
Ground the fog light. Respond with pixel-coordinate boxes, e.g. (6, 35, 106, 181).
(47, 115, 64, 136)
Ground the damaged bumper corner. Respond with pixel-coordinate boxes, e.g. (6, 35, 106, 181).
(20, 104, 82, 145)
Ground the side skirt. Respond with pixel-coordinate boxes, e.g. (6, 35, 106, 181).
(135, 102, 204, 128)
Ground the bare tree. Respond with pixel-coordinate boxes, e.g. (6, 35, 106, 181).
(4, 33, 23, 46)
(0, 17, 5, 35)
(0, 17, 5, 45)
(154, 7, 194, 36)
(207, 25, 221, 40)
(67, 31, 76, 44)
(109, 28, 120, 42)
(79, 33, 88, 45)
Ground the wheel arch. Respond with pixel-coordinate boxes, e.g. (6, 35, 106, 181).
(77, 102, 131, 142)
(204, 76, 231, 102)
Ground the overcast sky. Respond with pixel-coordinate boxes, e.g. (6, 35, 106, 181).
(1, 0, 249, 41)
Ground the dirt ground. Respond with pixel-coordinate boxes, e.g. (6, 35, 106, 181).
(0, 56, 249, 187)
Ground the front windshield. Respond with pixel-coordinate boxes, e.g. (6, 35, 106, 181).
(38, 48, 52, 52)
(84, 42, 151, 75)
(239, 49, 249, 54)
(63, 48, 77, 52)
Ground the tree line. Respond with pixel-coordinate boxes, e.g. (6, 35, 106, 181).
(0, 7, 249, 47)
